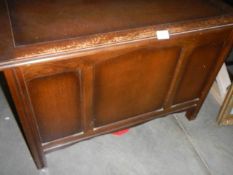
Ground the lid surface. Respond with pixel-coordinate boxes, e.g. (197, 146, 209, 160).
(8, 0, 225, 46)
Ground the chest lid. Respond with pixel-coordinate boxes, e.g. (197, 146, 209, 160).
(0, 0, 233, 70)
(7, 0, 233, 46)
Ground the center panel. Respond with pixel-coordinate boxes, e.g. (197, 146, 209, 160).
(93, 46, 181, 127)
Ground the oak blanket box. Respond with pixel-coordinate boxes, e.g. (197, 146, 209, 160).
(0, 0, 233, 169)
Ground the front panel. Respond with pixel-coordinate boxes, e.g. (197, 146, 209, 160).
(173, 43, 223, 104)
(27, 72, 82, 142)
(18, 28, 232, 148)
(22, 60, 83, 143)
(93, 46, 181, 127)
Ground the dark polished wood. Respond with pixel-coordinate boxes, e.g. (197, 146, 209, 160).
(0, 0, 233, 169)
(4, 69, 46, 168)
(7, 0, 225, 45)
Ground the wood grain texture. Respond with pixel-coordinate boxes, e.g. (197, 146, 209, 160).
(7, 0, 224, 45)
(93, 46, 180, 126)
(0, 0, 232, 69)
(27, 72, 83, 142)
(4, 28, 233, 169)
(1, 0, 233, 170)
(3, 69, 46, 169)
(174, 44, 223, 104)
(185, 30, 233, 120)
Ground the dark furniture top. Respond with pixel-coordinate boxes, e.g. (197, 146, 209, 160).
(0, 0, 233, 69)
(7, 0, 229, 45)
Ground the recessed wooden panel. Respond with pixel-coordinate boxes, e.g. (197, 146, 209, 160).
(28, 72, 82, 142)
(174, 44, 223, 104)
(93, 46, 181, 127)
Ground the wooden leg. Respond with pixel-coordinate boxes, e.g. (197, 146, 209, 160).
(185, 107, 199, 121)
(4, 69, 46, 169)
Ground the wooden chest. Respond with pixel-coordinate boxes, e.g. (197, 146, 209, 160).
(0, 0, 233, 169)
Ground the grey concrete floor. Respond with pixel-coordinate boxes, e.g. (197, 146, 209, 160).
(0, 86, 233, 175)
